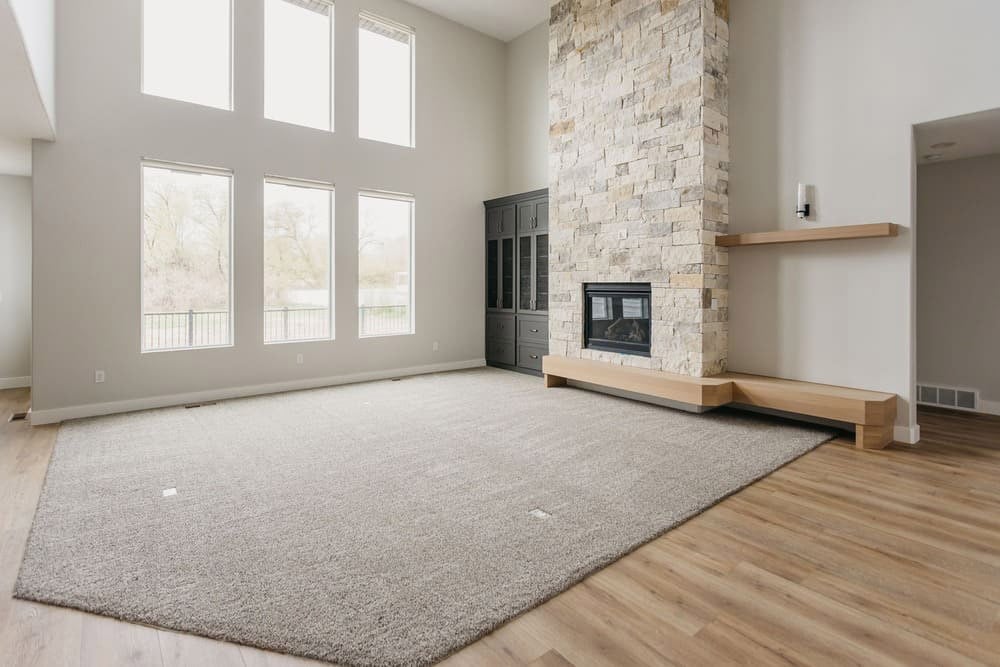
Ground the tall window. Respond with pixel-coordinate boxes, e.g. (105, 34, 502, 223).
(358, 13, 414, 147)
(264, 178, 334, 343)
(141, 162, 233, 352)
(358, 192, 414, 337)
(265, 0, 334, 131)
(142, 0, 232, 110)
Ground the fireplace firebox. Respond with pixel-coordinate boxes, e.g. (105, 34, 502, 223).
(583, 283, 652, 357)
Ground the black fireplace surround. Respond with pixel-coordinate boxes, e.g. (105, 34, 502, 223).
(583, 283, 652, 357)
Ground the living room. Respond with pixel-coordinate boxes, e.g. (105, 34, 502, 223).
(1, 1, 998, 665)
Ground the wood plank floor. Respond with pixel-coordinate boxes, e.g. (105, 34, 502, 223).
(2, 387, 999, 666)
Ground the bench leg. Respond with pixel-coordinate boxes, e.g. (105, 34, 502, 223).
(855, 424, 893, 450)
(544, 374, 567, 388)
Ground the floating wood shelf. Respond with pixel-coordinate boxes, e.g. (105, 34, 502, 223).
(715, 223, 898, 247)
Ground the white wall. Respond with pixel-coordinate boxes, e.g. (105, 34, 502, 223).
(0, 175, 31, 387)
(30, 0, 506, 416)
(728, 0, 1000, 441)
(0, 137, 31, 176)
(505, 21, 548, 194)
(917, 155, 1000, 408)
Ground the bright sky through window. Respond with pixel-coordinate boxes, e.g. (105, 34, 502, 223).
(359, 15, 414, 147)
(142, 0, 232, 110)
(265, 0, 334, 131)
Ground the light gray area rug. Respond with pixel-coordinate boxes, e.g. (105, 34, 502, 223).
(16, 368, 835, 666)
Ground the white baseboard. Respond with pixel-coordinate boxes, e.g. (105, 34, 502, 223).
(979, 400, 1000, 417)
(0, 376, 31, 390)
(29, 359, 486, 426)
(894, 423, 921, 445)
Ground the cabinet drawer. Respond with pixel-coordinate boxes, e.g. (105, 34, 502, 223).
(517, 343, 546, 372)
(486, 338, 515, 366)
(486, 314, 515, 341)
(517, 317, 548, 343)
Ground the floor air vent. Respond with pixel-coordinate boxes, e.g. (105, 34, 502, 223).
(8, 412, 28, 422)
(917, 384, 978, 411)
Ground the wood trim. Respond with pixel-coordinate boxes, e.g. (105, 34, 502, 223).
(715, 223, 898, 247)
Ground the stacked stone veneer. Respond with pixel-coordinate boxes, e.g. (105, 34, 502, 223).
(548, 0, 729, 377)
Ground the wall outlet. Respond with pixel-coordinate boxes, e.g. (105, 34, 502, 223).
(296, 353, 304, 365)
(95, 370, 106, 383)
(432, 341, 439, 352)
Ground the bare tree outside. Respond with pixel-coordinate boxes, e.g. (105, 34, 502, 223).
(263, 181, 333, 342)
(141, 164, 232, 351)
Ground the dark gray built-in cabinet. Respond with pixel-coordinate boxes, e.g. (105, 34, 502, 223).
(484, 189, 548, 375)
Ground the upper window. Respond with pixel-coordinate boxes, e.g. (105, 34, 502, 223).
(141, 161, 233, 352)
(358, 13, 414, 147)
(264, 178, 335, 343)
(142, 0, 233, 110)
(265, 0, 334, 131)
(358, 192, 414, 337)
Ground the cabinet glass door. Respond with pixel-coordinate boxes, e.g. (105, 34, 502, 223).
(535, 233, 548, 312)
(501, 237, 514, 309)
(486, 239, 498, 309)
(519, 235, 532, 310)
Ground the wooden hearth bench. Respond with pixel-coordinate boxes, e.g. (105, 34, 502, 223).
(542, 356, 898, 450)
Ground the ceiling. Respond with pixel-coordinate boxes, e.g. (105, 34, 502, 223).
(0, 0, 53, 175)
(915, 108, 1000, 166)
(405, 0, 549, 42)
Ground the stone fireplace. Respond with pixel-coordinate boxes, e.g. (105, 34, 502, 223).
(548, 0, 729, 378)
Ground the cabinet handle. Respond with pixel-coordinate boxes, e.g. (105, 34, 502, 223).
(530, 328, 539, 333)
(530, 354, 539, 359)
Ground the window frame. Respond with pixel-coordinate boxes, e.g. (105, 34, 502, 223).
(357, 189, 416, 338)
(357, 11, 416, 148)
(140, 0, 235, 111)
(262, 175, 337, 345)
(264, 0, 336, 132)
(140, 159, 236, 354)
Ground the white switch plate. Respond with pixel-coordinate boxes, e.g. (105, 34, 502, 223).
(711, 298, 719, 309)
(296, 354, 304, 364)
(162, 488, 177, 497)
(95, 370, 106, 383)
(432, 341, 439, 351)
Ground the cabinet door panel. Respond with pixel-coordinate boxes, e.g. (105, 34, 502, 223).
(535, 233, 548, 312)
(519, 235, 533, 310)
(487, 313, 515, 341)
(486, 338, 515, 365)
(535, 201, 549, 232)
(501, 237, 515, 310)
(486, 239, 499, 309)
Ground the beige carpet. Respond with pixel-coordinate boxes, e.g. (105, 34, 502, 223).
(16, 367, 834, 666)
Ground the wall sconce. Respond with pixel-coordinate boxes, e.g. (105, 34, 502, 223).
(797, 183, 811, 219)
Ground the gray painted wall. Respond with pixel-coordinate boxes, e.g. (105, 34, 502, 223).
(728, 0, 1000, 438)
(917, 154, 1000, 407)
(31, 0, 507, 413)
(505, 22, 548, 194)
(0, 174, 31, 385)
